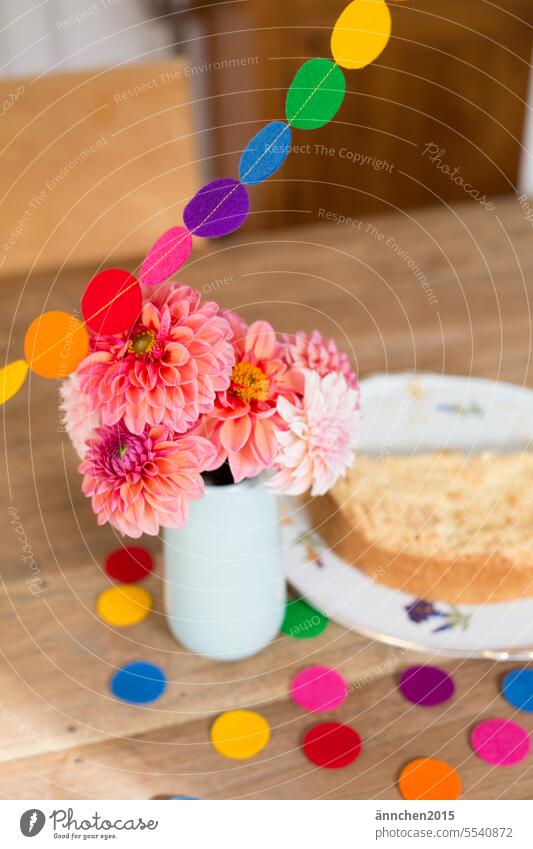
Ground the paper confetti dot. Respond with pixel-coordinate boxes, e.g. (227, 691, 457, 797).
(502, 667, 533, 713)
(303, 722, 361, 769)
(331, 0, 392, 70)
(471, 718, 530, 767)
(110, 661, 166, 704)
(97, 585, 152, 627)
(291, 666, 348, 713)
(81, 268, 142, 335)
(239, 121, 291, 185)
(140, 226, 193, 287)
(184, 178, 250, 239)
(170, 796, 200, 800)
(399, 758, 462, 800)
(211, 710, 270, 760)
(0, 360, 29, 405)
(399, 665, 455, 707)
(24, 312, 89, 379)
(286, 59, 346, 131)
(281, 598, 328, 639)
(104, 546, 154, 583)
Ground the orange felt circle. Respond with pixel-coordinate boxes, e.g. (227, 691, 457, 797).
(399, 758, 462, 801)
(24, 312, 89, 379)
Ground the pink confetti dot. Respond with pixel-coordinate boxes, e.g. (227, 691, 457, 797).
(290, 665, 348, 713)
(471, 718, 530, 767)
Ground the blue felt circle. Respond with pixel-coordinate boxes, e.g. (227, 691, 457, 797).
(239, 121, 291, 186)
(502, 668, 533, 712)
(111, 661, 167, 704)
(170, 796, 200, 800)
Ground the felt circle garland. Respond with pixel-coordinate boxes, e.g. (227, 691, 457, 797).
(471, 718, 531, 767)
(24, 312, 89, 379)
(291, 666, 348, 713)
(398, 757, 462, 801)
(140, 226, 193, 287)
(111, 661, 167, 704)
(286, 59, 346, 131)
(104, 546, 154, 583)
(399, 665, 455, 707)
(281, 598, 329, 639)
(97, 584, 152, 627)
(81, 269, 142, 335)
(0, 359, 29, 404)
(239, 121, 292, 185)
(502, 667, 533, 712)
(2, 0, 394, 406)
(184, 178, 250, 239)
(331, 0, 392, 70)
(210, 710, 271, 760)
(303, 722, 362, 769)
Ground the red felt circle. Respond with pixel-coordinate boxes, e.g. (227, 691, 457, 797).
(104, 546, 154, 583)
(81, 268, 142, 335)
(303, 722, 362, 769)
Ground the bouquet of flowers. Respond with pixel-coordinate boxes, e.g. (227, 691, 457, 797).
(61, 283, 360, 538)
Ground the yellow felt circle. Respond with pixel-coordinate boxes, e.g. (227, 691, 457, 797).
(0, 360, 29, 405)
(331, 0, 392, 70)
(211, 710, 271, 760)
(97, 585, 152, 627)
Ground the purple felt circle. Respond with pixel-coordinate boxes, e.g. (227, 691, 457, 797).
(471, 719, 530, 767)
(399, 665, 455, 707)
(140, 226, 192, 286)
(183, 178, 250, 239)
(290, 666, 348, 713)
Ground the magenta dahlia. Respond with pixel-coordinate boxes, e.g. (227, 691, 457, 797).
(79, 423, 215, 537)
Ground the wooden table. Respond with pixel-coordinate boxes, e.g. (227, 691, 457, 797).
(2, 197, 533, 799)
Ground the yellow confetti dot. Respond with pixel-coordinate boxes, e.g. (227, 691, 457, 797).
(210, 710, 271, 760)
(0, 360, 29, 405)
(331, 0, 392, 70)
(97, 585, 152, 627)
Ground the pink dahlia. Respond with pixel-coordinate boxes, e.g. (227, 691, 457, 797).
(59, 374, 100, 459)
(282, 330, 358, 390)
(77, 284, 234, 436)
(79, 423, 215, 537)
(200, 320, 300, 483)
(268, 369, 360, 496)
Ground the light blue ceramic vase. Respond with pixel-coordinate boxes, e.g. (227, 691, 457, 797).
(163, 476, 286, 661)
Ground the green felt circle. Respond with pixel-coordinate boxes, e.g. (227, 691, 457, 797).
(286, 59, 346, 131)
(281, 598, 329, 639)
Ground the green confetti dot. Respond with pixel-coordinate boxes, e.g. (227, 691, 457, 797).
(286, 59, 346, 131)
(281, 598, 329, 639)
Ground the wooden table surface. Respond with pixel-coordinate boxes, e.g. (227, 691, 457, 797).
(2, 196, 533, 800)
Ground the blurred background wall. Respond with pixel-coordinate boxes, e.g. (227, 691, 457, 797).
(1, 0, 532, 276)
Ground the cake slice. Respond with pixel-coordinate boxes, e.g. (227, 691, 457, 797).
(309, 451, 533, 603)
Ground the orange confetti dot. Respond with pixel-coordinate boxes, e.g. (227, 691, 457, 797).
(24, 312, 89, 379)
(399, 757, 462, 800)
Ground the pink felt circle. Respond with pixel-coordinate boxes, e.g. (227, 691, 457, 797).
(471, 719, 531, 767)
(140, 226, 193, 287)
(290, 666, 348, 713)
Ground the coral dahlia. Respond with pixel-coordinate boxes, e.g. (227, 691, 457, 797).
(79, 423, 215, 537)
(77, 284, 234, 436)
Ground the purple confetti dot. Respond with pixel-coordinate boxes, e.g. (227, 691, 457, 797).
(399, 665, 455, 707)
(183, 178, 250, 239)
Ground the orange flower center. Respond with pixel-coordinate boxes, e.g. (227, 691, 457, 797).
(231, 361, 269, 402)
(128, 329, 156, 356)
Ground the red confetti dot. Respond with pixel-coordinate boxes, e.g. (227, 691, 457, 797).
(81, 268, 142, 335)
(104, 546, 154, 583)
(303, 722, 362, 769)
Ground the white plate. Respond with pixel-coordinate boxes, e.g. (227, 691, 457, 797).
(281, 372, 533, 660)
